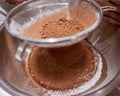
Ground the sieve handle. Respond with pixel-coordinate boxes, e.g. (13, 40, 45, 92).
(101, 6, 117, 12)
(15, 41, 32, 62)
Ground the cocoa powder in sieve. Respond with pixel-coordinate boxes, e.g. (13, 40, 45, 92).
(24, 6, 97, 38)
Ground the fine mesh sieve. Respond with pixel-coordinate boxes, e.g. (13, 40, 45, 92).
(5, 0, 116, 48)
(3, 0, 115, 62)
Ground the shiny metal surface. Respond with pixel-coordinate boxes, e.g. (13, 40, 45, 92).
(87, 23, 120, 96)
(0, 0, 16, 32)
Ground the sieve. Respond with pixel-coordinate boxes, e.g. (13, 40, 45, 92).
(1, 0, 116, 61)
(4, 0, 116, 47)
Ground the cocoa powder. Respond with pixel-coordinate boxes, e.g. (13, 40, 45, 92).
(24, 6, 97, 38)
(25, 6, 97, 92)
(26, 41, 96, 91)
(40, 18, 84, 38)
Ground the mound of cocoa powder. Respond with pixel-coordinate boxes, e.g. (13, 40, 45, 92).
(26, 41, 96, 91)
(40, 18, 84, 38)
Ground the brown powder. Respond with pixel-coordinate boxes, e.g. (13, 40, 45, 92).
(24, 6, 97, 38)
(25, 40, 96, 91)
(24, 6, 97, 92)
(40, 18, 84, 38)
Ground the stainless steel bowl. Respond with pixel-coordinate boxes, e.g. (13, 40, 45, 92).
(0, 0, 120, 96)
(0, 22, 120, 96)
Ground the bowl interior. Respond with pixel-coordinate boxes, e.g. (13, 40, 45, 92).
(0, 22, 120, 96)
